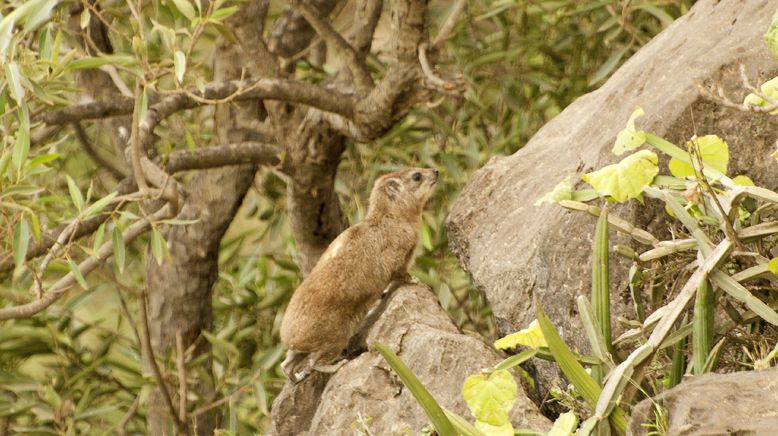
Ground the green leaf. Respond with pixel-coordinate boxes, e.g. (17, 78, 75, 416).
(12, 217, 30, 269)
(171, 0, 197, 21)
(612, 107, 646, 155)
(12, 126, 30, 175)
(83, 191, 117, 217)
(80, 8, 90, 29)
(92, 223, 106, 255)
(463, 369, 517, 426)
(548, 411, 579, 436)
(591, 207, 611, 354)
(66, 54, 138, 71)
(150, 229, 167, 265)
(202, 331, 240, 356)
(494, 320, 547, 350)
(375, 343, 456, 436)
(732, 175, 755, 186)
(112, 224, 125, 273)
(23, 0, 57, 33)
(474, 420, 514, 436)
(534, 177, 573, 206)
(765, 10, 778, 59)
(5, 63, 25, 103)
(743, 77, 778, 114)
(68, 259, 89, 290)
(581, 150, 659, 202)
(174, 50, 186, 83)
(668, 135, 728, 178)
(768, 258, 778, 274)
(66, 175, 84, 211)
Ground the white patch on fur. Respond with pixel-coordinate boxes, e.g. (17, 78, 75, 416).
(320, 235, 345, 262)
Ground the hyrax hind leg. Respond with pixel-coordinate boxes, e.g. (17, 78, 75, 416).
(281, 350, 312, 384)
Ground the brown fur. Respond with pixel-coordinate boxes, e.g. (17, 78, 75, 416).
(280, 168, 438, 382)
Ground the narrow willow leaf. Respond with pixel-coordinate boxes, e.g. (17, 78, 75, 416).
(174, 50, 186, 83)
(692, 279, 713, 375)
(84, 191, 117, 217)
(462, 369, 517, 426)
(12, 128, 30, 175)
(375, 343, 456, 436)
(112, 224, 126, 273)
(80, 8, 90, 29)
(5, 63, 25, 104)
(765, 10, 778, 58)
(171, 0, 197, 21)
(150, 229, 165, 265)
(66, 175, 84, 211)
(92, 223, 106, 255)
(612, 107, 646, 155)
(68, 259, 89, 289)
(12, 217, 30, 269)
(202, 331, 240, 356)
(591, 207, 612, 354)
(22, 0, 57, 32)
(582, 150, 659, 202)
(66, 54, 137, 71)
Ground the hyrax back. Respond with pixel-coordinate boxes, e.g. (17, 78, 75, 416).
(280, 167, 438, 382)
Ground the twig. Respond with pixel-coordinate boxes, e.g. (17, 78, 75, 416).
(116, 394, 141, 436)
(165, 141, 281, 173)
(140, 289, 188, 435)
(288, 0, 374, 91)
(418, 42, 466, 94)
(176, 331, 188, 425)
(72, 122, 128, 179)
(33, 219, 81, 298)
(432, 0, 467, 48)
(188, 369, 262, 419)
(0, 204, 172, 321)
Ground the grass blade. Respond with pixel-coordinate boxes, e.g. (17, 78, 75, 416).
(375, 343, 456, 436)
(692, 279, 713, 375)
(592, 207, 612, 355)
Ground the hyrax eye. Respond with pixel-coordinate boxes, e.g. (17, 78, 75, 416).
(412, 172, 422, 182)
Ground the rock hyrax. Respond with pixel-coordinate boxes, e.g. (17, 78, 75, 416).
(280, 167, 439, 382)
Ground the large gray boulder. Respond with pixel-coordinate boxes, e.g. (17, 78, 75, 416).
(269, 284, 551, 435)
(629, 368, 778, 435)
(446, 0, 778, 404)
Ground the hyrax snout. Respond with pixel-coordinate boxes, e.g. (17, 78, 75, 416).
(280, 167, 438, 383)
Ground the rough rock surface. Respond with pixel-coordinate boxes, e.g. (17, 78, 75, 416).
(269, 284, 551, 435)
(446, 0, 778, 403)
(629, 368, 778, 435)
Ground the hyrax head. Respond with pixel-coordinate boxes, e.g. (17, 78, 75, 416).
(368, 168, 439, 217)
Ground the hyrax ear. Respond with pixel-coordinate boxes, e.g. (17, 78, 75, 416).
(384, 178, 402, 199)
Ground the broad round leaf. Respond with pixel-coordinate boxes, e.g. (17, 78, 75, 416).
(534, 178, 573, 206)
(475, 420, 514, 436)
(582, 150, 659, 202)
(462, 369, 518, 426)
(668, 135, 729, 178)
(612, 107, 646, 155)
(548, 411, 579, 436)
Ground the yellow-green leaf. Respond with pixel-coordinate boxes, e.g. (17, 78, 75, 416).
(475, 420, 514, 436)
(668, 135, 729, 178)
(612, 107, 646, 155)
(462, 369, 517, 426)
(765, 10, 778, 58)
(171, 0, 197, 21)
(174, 50, 186, 83)
(534, 178, 573, 206)
(494, 320, 547, 350)
(112, 224, 125, 273)
(12, 217, 30, 269)
(66, 175, 84, 212)
(732, 175, 755, 186)
(68, 259, 89, 290)
(768, 258, 778, 275)
(582, 150, 659, 202)
(548, 411, 579, 436)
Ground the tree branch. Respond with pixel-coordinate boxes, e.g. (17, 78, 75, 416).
(288, 0, 374, 91)
(165, 142, 281, 173)
(0, 204, 173, 321)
